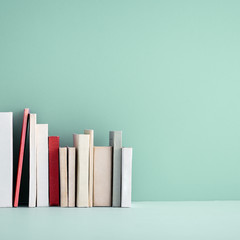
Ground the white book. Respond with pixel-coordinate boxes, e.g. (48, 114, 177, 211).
(29, 114, 37, 207)
(109, 131, 122, 207)
(36, 124, 49, 207)
(68, 147, 76, 207)
(84, 129, 94, 207)
(0, 112, 13, 207)
(73, 134, 89, 207)
(121, 148, 132, 208)
(59, 147, 68, 207)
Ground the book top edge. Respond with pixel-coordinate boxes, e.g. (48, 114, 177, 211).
(0, 112, 13, 115)
(94, 146, 112, 149)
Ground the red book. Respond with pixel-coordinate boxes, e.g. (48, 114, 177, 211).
(14, 108, 30, 207)
(49, 136, 60, 206)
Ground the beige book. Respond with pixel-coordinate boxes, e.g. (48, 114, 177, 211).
(59, 147, 68, 207)
(68, 147, 76, 207)
(84, 129, 94, 207)
(93, 146, 112, 207)
(73, 134, 89, 207)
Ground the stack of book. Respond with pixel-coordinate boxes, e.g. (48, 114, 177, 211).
(0, 109, 132, 208)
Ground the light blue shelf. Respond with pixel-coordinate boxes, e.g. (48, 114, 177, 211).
(1, 201, 240, 240)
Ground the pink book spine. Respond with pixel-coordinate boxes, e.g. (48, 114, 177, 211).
(14, 108, 30, 207)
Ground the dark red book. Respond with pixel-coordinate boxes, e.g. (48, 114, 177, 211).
(49, 136, 60, 206)
(14, 108, 30, 207)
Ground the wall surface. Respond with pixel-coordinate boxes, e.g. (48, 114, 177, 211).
(1, 0, 240, 201)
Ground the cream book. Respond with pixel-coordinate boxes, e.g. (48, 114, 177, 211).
(0, 112, 13, 207)
(121, 148, 132, 208)
(73, 134, 89, 207)
(29, 114, 37, 207)
(36, 124, 49, 207)
(68, 147, 76, 207)
(109, 131, 122, 207)
(59, 147, 68, 207)
(93, 147, 112, 207)
(84, 129, 94, 207)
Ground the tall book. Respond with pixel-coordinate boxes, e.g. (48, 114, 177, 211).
(36, 124, 49, 207)
(73, 134, 89, 207)
(14, 108, 30, 207)
(0, 112, 13, 207)
(109, 131, 122, 207)
(59, 147, 68, 207)
(93, 147, 112, 207)
(84, 129, 94, 207)
(29, 113, 37, 207)
(49, 136, 60, 206)
(121, 148, 132, 208)
(68, 147, 76, 207)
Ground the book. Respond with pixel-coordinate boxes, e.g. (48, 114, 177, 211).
(0, 112, 13, 207)
(73, 134, 89, 207)
(109, 131, 122, 207)
(36, 124, 49, 207)
(59, 147, 68, 207)
(121, 148, 132, 208)
(29, 113, 37, 207)
(49, 136, 60, 206)
(68, 147, 76, 207)
(84, 129, 94, 207)
(93, 147, 112, 207)
(14, 108, 30, 207)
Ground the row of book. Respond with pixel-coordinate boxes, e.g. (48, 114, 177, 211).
(0, 109, 132, 208)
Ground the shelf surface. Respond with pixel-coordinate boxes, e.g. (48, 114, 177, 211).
(1, 201, 240, 240)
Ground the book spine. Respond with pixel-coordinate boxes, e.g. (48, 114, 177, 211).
(121, 148, 132, 208)
(84, 129, 94, 207)
(109, 131, 122, 207)
(93, 147, 112, 207)
(68, 147, 76, 207)
(36, 124, 49, 207)
(73, 134, 89, 207)
(29, 113, 37, 207)
(59, 147, 68, 207)
(0, 112, 13, 207)
(49, 136, 60, 206)
(14, 108, 29, 207)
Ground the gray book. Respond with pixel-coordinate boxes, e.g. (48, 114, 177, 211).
(109, 131, 122, 207)
(0, 112, 13, 207)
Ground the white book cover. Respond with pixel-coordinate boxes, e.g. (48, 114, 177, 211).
(36, 124, 49, 207)
(59, 147, 68, 207)
(121, 148, 132, 208)
(0, 112, 13, 207)
(29, 114, 37, 207)
(84, 129, 94, 207)
(68, 147, 76, 207)
(109, 131, 122, 207)
(73, 134, 89, 207)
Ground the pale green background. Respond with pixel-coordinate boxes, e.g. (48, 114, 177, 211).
(0, 0, 240, 201)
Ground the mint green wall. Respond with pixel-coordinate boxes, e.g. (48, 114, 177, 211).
(1, 0, 240, 201)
